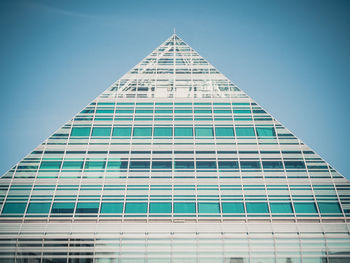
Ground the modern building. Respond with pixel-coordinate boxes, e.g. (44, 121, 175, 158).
(0, 34, 349, 263)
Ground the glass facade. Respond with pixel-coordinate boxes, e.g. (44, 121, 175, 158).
(0, 34, 349, 262)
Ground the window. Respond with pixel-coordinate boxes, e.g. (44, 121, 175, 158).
(215, 127, 234, 137)
(129, 161, 150, 169)
(76, 202, 99, 213)
(107, 161, 128, 170)
(1, 202, 26, 215)
(262, 161, 283, 169)
(152, 161, 172, 169)
(100, 203, 123, 214)
(51, 203, 75, 214)
(284, 161, 305, 169)
(62, 161, 84, 169)
(294, 203, 317, 214)
(125, 203, 147, 214)
(27, 202, 51, 214)
(175, 127, 193, 137)
(40, 161, 61, 170)
(196, 161, 217, 169)
(112, 127, 132, 137)
(235, 127, 255, 137)
(175, 161, 194, 169)
(149, 203, 172, 214)
(174, 202, 196, 213)
(71, 127, 91, 137)
(218, 161, 238, 169)
(270, 203, 293, 214)
(133, 127, 152, 137)
(256, 127, 276, 137)
(198, 203, 220, 214)
(317, 202, 342, 215)
(195, 127, 213, 137)
(85, 161, 106, 170)
(240, 161, 261, 169)
(154, 127, 172, 137)
(246, 202, 269, 213)
(91, 127, 111, 137)
(222, 202, 245, 213)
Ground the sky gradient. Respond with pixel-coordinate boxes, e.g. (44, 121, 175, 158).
(1, 0, 349, 178)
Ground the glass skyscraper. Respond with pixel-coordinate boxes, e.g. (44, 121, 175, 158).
(0, 34, 349, 263)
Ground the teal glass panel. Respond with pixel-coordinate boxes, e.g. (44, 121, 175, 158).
(62, 161, 84, 169)
(112, 127, 132, 137)
(194, 109, 212, 113)
(196, 161, 217, 169)
(198, 203, 220, 214)
(235, 127, 255, 137)
(51, 203, 75, 214)
(175, 161, 194, 169)
(133, 127, 152, 137)
(218, 161, 238, 169)
(215, 127, 234, 137)
(174, 203, 196, 213)
(129, 161, 150, 169)
(107, 161, 128, 169)
(195, 127, 213, 137)
(240, 161, 261, 169)
(27, 202, 51, 214)
(284, 161, 305, 169)
(85, 161, 106, 169)
(256, 127, 276, 137)
(152, 161, 172, 169)
(246, 202, 269, 213)
(71, 127, 91, 137)
(149, 203, 172, 213)
(174, 127, 193, 137)
(136, 109, 153, 113)
(154, 127, 172, 137)
(125, 203, 147, 214)
(155, 109, 172, 114)
(92, 127, 111, 136)
(294, 203, 317, 214)
(76, 202, 99, 213)
(100, 203, 123, 214)
(2, 202, 26, 215)
(262, 161, 283, 169)
(270, 203, 293, 214)
(318, 202, 342, 214)
(40, 161, 61, 170)
(222, 203, 245, 213)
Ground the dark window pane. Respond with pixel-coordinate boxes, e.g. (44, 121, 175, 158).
(240, 161, 261, 169)
(76, 203, 99, 213)
(129, 161, 150, 169)
(284, 161, 305, 169)
(152, 161, 172, 169)
(218, 161, 238, 169)
(262, 161, 283, 169)
(196, 161, 217, 169)
(175, 161, 194, 169)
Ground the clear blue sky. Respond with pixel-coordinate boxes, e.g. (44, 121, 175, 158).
(1, 0, 349, 179)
